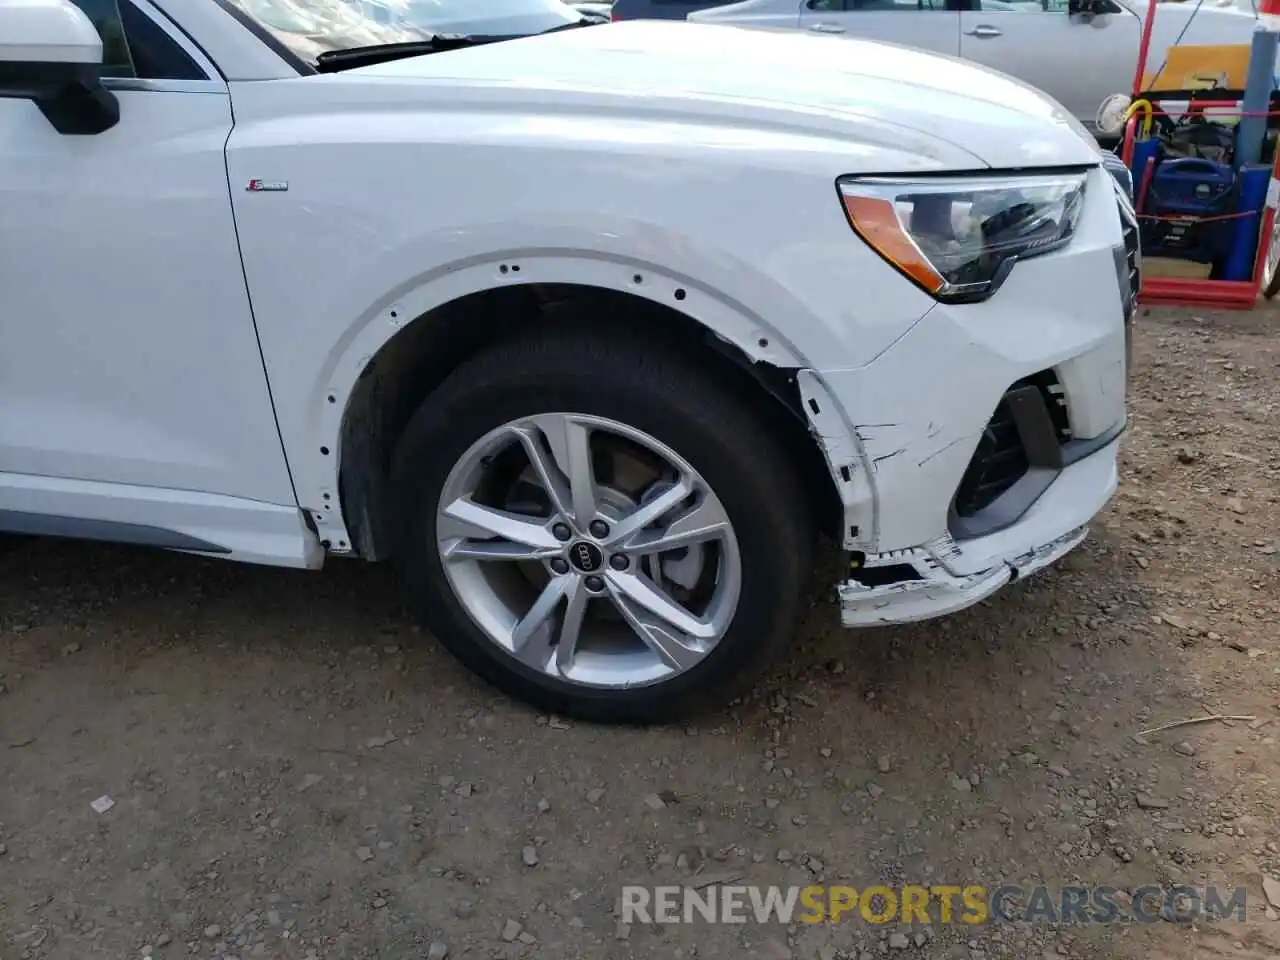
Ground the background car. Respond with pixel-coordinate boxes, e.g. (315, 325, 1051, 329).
(686, 0, 1272, 135)
(567, 0, 613, 20)
(609, 0, 720, 20)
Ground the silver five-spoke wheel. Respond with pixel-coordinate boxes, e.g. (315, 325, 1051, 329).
(436, 412, 741, 688)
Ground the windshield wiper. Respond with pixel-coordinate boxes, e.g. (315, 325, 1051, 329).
(315, 35, 493, 72)
(314, 20, 594, 73)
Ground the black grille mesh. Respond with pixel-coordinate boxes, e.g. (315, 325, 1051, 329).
(953, 373, 1069, 519)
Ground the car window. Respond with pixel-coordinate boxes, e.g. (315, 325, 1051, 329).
(808, 0, 945, 10)
(977, 0, 1121, 10)
(67, 0, 134, 74)
(69, 0, 207, 80)
(1049, 0, 1123, 9)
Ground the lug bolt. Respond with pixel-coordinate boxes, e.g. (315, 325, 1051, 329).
(609, 554, 629, 571)
(584, 575, 605, 593)
(552, 522, 572, 542)
(588, 519, 609, 538)
(550, 557, 570, 575)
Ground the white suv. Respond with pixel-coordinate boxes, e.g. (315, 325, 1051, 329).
(0, 0, 1136, 722)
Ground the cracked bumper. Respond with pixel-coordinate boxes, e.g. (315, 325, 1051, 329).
(838, 435, 1118, 627)
(838, 523, 1087, 626)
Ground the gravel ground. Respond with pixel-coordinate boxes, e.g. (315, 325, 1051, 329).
(2, 305, 1280, 960)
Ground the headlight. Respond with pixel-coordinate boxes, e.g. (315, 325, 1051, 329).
(837, 171, 1089, 304)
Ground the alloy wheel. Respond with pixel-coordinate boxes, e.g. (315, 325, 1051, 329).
(434, 413, 742, 689)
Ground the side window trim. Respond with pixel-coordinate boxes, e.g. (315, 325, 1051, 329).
(101, 0, 226, 91)
(136, 0, 230, 82)
(104, 76, 226, 93)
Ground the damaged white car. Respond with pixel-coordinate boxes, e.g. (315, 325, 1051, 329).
(0, 0, 1136, 721)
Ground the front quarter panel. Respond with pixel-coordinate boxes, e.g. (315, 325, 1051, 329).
(224, 76, 948, 550)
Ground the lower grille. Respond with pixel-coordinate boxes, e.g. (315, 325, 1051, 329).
(953, 395, 1027, 518)
(953, 373, 1071, 519)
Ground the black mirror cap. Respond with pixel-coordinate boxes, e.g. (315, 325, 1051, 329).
(0, 60, 119, 134)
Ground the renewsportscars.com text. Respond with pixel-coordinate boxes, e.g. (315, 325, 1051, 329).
(620, 883, 1249, 926)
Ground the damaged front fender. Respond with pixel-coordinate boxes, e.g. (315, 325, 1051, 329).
(795, 369, 877, 552)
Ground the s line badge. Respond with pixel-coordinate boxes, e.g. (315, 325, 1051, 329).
(246, 179, 289, 192)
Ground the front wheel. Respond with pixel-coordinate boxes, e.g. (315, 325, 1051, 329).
(1262, 215, 1280, 301)
(390, 329, 812, 723)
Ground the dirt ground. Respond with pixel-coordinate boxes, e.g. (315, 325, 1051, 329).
(3, 304, 1280, 960)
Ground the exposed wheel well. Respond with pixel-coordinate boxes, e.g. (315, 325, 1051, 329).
(337, 283, 841, 559)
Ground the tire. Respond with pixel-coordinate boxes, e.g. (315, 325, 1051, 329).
(1263, 216, 1280, 301)
(389, 327, 812, 724)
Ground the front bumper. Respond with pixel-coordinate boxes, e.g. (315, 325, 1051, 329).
(816, 165, 1137, 627)
(839, 526, 1087, 626)
(837, 435, 1118, 626)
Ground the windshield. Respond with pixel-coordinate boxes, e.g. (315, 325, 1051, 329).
(227, 0, 584, 59)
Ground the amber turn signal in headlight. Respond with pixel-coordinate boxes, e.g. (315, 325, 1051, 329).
(838, 172, 1089, 304)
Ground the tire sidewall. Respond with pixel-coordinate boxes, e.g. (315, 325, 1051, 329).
(1263, 221, 1280, 299)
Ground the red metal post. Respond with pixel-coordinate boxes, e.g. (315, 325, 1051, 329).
(1130, 0, 1158, 97)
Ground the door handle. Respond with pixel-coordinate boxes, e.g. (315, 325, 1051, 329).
(808, 21, 847, 32)
(964, 23, 1003, 37)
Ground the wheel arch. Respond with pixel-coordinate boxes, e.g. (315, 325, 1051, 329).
(323, 279, 846, 561)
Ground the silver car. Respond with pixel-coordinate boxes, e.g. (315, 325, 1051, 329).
(688, 0, 1269, 134)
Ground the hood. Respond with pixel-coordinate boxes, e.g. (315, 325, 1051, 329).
(351, 20, 1103, 169)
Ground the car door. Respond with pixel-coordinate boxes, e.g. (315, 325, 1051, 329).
(956, 0, 1140, 129)
(0, 0, 300, 550)
(798, 0, 960, 57)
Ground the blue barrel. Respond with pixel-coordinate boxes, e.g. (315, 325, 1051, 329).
(1223, 165, 1272, 282)
(1129, 137, 1162, 208)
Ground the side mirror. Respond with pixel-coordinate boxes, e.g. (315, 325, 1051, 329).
(0, 0, 119, 135)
